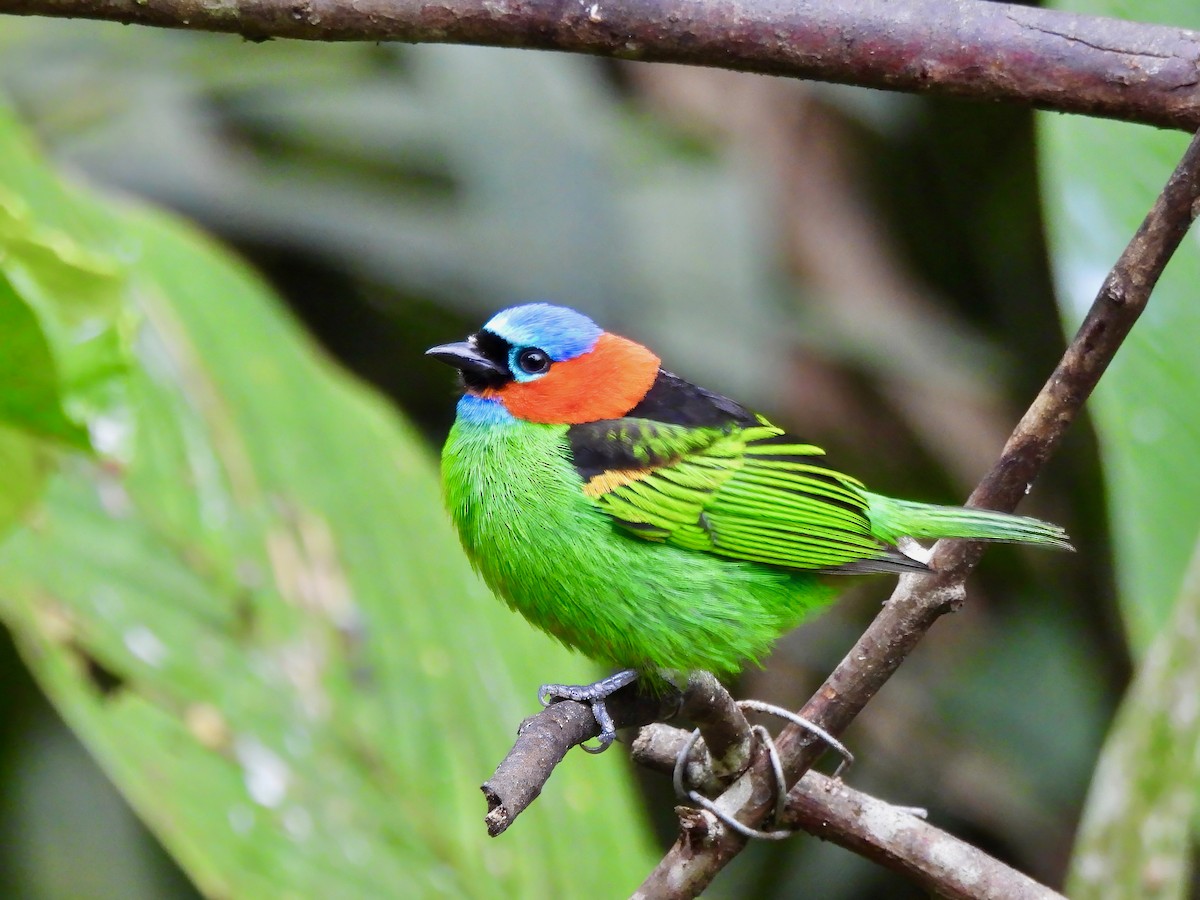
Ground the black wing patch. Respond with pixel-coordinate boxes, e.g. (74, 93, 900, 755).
(626, 370, 760, 428)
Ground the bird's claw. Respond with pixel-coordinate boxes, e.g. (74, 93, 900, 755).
(538, 669, 639, 753)
(581, 700, 617, 753)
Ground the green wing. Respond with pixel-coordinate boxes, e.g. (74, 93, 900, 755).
(571, 418, 926, 574)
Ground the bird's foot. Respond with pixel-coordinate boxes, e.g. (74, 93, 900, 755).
(539, 669, 639, 754)
(672, 699, 854, 840)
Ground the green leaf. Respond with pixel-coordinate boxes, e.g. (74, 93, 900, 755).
(1065, 539, 1200, 899)
(0, 172, 133, 455)
(0, 269, 87, 447)
(0, 423, 50, 531)
(0, 104, 657, 896)
(0, 111, 134, 540)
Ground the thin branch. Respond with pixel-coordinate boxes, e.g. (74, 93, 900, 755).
(482, 686, 672, 836)
(633, 723, 1064, 900)
(2, 0, 1200, 131)
(635, 128, 1200, 897)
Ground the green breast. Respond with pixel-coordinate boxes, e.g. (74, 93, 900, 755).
(441, 418, 834, 675)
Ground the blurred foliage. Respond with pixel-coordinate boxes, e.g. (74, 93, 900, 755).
(1043, 93, 1200, 650)
(1064, 540, 1200, 899)
(0, 27, 790, 410)
(1, 6, 1194, 899)
(1040, 1, 1200, 895)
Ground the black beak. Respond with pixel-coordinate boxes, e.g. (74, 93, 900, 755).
(426, 341, 508, 380)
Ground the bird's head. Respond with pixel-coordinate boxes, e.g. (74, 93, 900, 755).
(427, 303, 661, 424)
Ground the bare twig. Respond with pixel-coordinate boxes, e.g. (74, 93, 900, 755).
(633, 723, 1064, 900)
(2, 0, 1200, 131)
(482, 686, 671, 836)
(635, 129, 1200, 897)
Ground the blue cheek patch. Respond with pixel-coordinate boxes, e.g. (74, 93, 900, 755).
(483, 303, 602, 362)
(456, 393, 515, 426)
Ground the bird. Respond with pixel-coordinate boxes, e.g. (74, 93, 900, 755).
(428, 303, 1071, 749)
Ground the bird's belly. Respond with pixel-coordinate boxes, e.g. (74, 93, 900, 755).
(441, 419, 830, 674)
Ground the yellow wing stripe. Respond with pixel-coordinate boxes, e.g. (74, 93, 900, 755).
(583, 467, 656, 498)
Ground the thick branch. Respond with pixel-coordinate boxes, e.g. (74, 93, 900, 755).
(636, 128, 1200, 897)
(2, 0, 1200, 131)
(633, 723, 1064, 900)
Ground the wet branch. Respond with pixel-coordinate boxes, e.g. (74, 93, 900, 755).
(1, 0, 1200, 131)
(635, 128, 1200, 897)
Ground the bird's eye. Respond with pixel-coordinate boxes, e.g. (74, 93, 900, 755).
(516, 347, 551, 375)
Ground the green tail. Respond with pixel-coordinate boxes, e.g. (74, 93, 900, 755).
(864, 492, 1074, 551)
